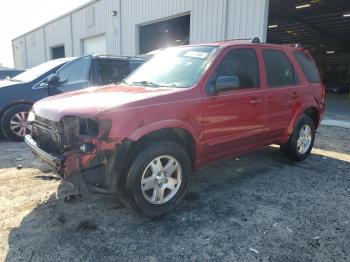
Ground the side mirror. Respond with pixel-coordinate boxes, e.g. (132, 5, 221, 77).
(215, 76, 240, 94)
(47, 73, 60, 87)
(47, 73, 67, 87)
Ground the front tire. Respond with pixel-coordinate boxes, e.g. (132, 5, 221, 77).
(280, 114, 315, 162)
(123, 141, 192, 217)
(1, 104, 32, 141)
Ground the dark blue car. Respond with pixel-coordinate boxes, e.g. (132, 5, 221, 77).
(0, 55, 145, 141)
(0, 58, 75, 141)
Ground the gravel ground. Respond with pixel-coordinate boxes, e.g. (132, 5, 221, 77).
(0, 126, 349, 262)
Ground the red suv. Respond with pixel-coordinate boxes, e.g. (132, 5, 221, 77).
(25, 39, 325, 217)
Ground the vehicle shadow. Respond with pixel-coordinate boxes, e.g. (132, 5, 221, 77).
(5, 146, 350, 261)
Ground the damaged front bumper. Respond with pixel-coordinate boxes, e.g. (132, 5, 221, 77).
(25, 134, 62, 168)
(25, 134, 91, 195)
(25, 133, 129, 196)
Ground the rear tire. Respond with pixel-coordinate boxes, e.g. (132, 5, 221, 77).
(280, 114, 315, 162)
(1, 104, 32, 141)
(123, 141, 192, 217)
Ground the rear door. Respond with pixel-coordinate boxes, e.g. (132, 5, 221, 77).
(261, 48, 301, 136)
(201, 47, 265, 157)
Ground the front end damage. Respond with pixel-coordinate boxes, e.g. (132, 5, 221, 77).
(25, 114, 131, 195)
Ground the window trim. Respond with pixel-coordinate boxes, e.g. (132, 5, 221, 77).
(262, 48, 299, 88)
(207, 47, 261, 92)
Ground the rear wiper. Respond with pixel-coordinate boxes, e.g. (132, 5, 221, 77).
(129, 81, 159, 87)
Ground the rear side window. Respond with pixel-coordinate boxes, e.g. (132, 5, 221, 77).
(93, 59, 130, 85)
(293, 51, 321, 83)
(263, 49, 298, 87)
(129, 60, 144, 71)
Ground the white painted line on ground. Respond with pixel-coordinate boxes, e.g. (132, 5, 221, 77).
(311, 148, 350, 163)
(321, 119, 350, 129)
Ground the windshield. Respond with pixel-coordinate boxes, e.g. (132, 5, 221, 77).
(12, 59, 70, 82)
(124, 45, 218, 88)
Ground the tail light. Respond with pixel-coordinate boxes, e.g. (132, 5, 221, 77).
(321, 83, 325, 104)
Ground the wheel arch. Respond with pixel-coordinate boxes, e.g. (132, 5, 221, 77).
(288, 105, 321, 135)
(303, 106, 320, 128)
(114, 127, 197, 192)
(0, 101, 33, 123)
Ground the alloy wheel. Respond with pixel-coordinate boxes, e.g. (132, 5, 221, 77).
(10, 111, 30, 137)
(296, 124, 312, 154)
(141, 155, 182, 205)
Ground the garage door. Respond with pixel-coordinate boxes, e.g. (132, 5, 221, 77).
(139, 14, 190, 54)
(83, 35, 106, 55)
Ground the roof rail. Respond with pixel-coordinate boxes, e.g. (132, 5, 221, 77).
(283, 43, 303, 48)
(220, 37, 261, 43)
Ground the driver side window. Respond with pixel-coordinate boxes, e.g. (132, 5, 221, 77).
(214, 48, 260, 89)
(57, 57, 90, 85)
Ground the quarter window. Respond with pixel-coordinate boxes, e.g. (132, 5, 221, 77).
(293, 51, 321, 83)
(214, 48, 260, 88)
(263, 49, 297, 87)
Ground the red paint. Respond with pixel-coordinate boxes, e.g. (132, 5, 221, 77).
(32, 41, 325, 172)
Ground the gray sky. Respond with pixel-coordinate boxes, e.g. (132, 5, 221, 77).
(0, 0, 89, 68)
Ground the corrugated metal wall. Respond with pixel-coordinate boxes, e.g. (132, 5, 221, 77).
(120, 0, 229, 55)
(12, 37, 26, 69)
(12, 0, 269, 68)
(71, 0, 120, 56)
(44, 16, 73, 59)
(25, 28, 46, 68)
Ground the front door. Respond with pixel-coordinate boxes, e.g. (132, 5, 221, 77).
(201, 47, 265, 158)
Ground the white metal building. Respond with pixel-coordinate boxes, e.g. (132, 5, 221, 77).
(12, 0, 269, 69)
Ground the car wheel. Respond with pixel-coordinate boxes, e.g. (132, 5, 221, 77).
(1, 104, 32, 141)
(280, 114, 315, 162)
(123, 141, 192, 217)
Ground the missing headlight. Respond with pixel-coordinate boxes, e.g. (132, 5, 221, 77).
(79, 118, 99, 136)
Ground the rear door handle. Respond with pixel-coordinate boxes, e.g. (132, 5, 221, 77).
(249, 96, 261, 104)
(291, 91, 299, 98)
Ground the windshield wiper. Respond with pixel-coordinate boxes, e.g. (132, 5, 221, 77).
(129, 81, 159, 87)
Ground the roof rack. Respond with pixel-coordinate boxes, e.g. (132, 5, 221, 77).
(220, 37, 261, 44)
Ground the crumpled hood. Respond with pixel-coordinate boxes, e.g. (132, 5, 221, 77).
(0, 80, 21, 89)
(32, 84, 177, 122)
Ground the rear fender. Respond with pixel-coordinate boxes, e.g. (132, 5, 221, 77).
(288, 103, 320, 135)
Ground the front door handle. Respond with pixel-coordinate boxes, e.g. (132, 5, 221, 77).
(249, 97, 261, 104)
(291, 91, 299, 98)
